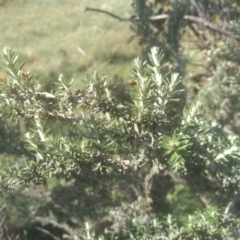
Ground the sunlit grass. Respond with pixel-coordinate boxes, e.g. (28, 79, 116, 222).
(0, 0, 140, 88)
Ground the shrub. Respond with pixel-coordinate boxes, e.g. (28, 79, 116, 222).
(0, 46, 240, 239)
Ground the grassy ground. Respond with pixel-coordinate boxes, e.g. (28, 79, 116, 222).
(0, 0, 140, 88)
(0, 3, 140, 231)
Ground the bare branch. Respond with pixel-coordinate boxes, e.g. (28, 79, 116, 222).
(188, 23, 210, 49)
(151, 14, 240, 41)
(189, 0, 205, 18)
(183, 15, 240, 41)
(85, 7, 131, 22)
(0, 204, 6, 214)
(85, 7, 240, 41)
(196, 192, 211, 209)
(190, 181, 211, 209)
(35, 227, 61, 240)
(149, 14, 168, 20)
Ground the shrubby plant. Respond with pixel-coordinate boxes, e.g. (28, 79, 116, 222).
(86, 0, 240, 133)
(129, 0, 240, 133)
(1, 2, 240, 238)
(0, 45, 240, 239)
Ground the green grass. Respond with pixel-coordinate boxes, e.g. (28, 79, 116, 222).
(0, 0, 140, 88)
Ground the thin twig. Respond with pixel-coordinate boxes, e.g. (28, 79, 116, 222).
(196, 192, 211, 208)
(35, 218, 79, 236)
(224, 200, 233, 215)
(165, 171, 186, 184)
(149, 14, 168, 20)
(188, 23, 210, 49)
(191, 182, 211, 209)
(151, 14, 240, 41)
(85, 7, 240, 41)
(183, 15, 240, 41)
(0, 204, 6, 214)
(85, 7, 131, 21)
(0, 216, 6, 228)
(189, 0, 205, 18)
(35, 226, 61, 240)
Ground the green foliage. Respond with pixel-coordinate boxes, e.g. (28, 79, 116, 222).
(1, 0, 240, 238)
(0, 45, 240, 238)
(0, 46, 185, 189)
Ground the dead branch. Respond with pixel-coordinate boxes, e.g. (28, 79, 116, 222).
(85, 7, 240, 41)
(188, 23, 210, 49)
(189, 0, 205, 18)
(35, 227, 61, 240)
(190, 181, 211, 209)
(151, 14, 240, 41)
(183, 15, 240, 41)
(85, 7, 131, 22)
(196, 192, 211, 209)
(0, 204, 6, 214)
